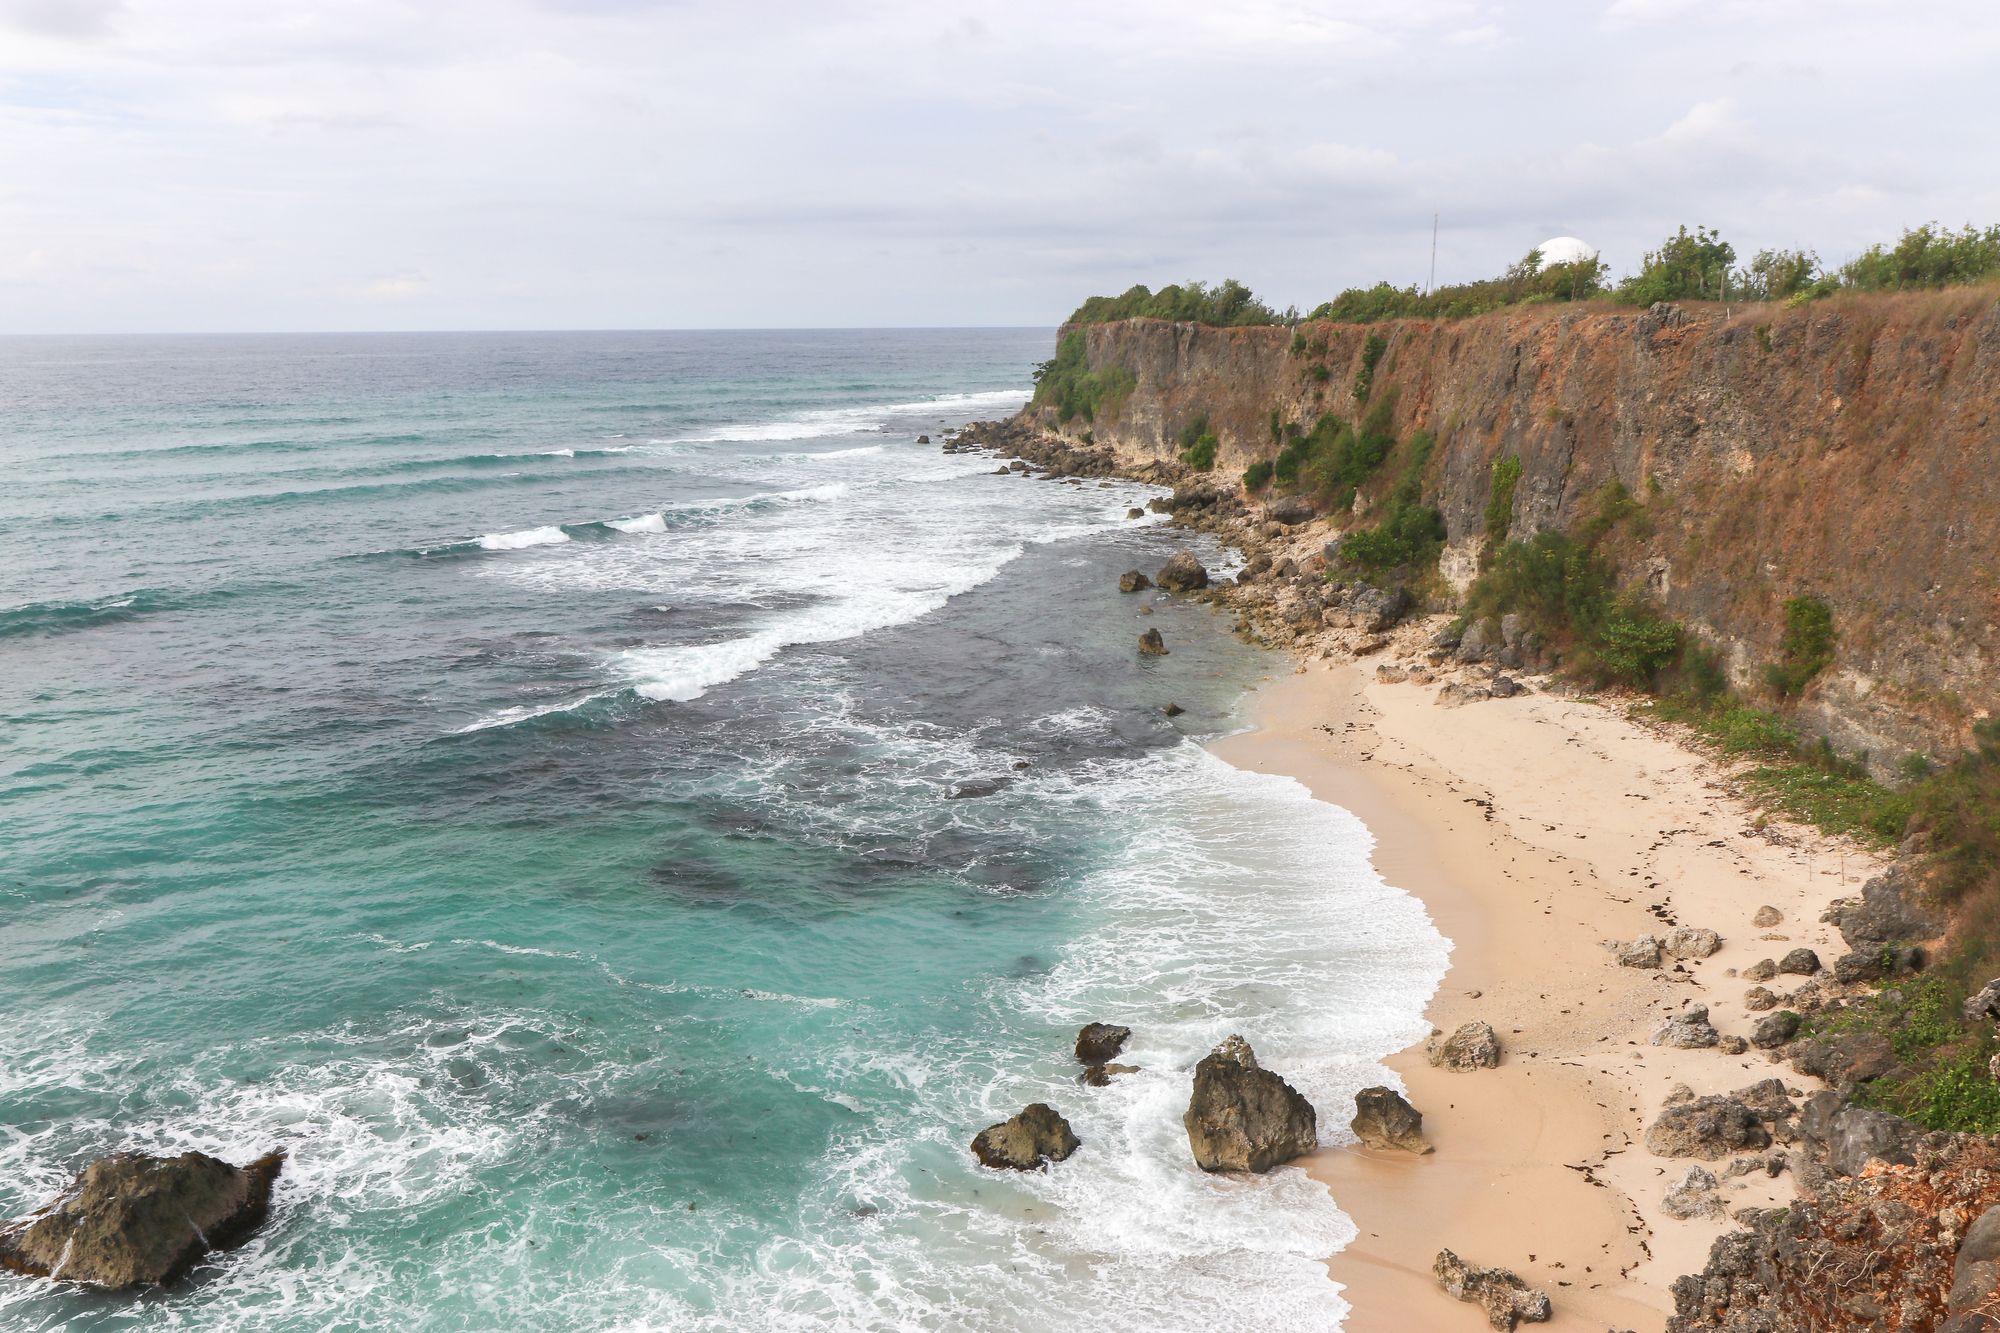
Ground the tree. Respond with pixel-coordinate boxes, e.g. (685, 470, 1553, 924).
(1617, 225, 1737, 305)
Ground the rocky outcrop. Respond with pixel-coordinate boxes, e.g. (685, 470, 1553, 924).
(970, 1104, 1080, 1171)
(1117, 570, 1151, 593)
(1182, 1035, 1318, 1173)
(1154, 551, 1210, 593)
(1138, 628, 1167, 655)
(1831, 863, 1946, 953)
(1669, 1133, 2000, 1333)
(1075, 1023, 1132, 1065)
(0, 1149, 285, 1289)
(1645, 1095, 1771, 1160)
(1426, 1020, 1503, 1071)
(1433, 1248, 1553, 1331)
(1350, 1086, 1431, 1154)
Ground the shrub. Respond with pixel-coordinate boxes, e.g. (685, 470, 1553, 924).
(1030, 332, 1136, 423)
(1338, 432, 1443, 575)
(1483, 456, 1523, 544)
(1840, 223, 2000, 292)
(1352, 333, 1388, 403)
(1066, 279, 1284, 327)
(1615, 225, 1736, 304)
(1909, 719, 2000, 905)
(1242, 459, 1274, 491)
(1740, 248, 1820, 302)
(1766, 596, 1835, 697)
(1308, 247, 1607, 324)
(1177, 416, 1218, 471)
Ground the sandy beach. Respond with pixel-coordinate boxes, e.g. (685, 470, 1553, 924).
(1211, 659, 1886, 1331)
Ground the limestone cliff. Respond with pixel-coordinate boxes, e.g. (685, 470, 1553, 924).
(1028, 291, 2000, 769)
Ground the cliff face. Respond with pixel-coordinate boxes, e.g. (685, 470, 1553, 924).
(1034, 292, 2000, 768)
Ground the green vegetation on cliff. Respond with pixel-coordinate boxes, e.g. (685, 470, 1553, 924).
(1064, 280, 1284, 327)
(1308, 248, 1607, 324)
(1338, 431, 1444, 576)
(1030, 331, 1136, 423)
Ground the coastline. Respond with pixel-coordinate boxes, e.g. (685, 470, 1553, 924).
(1210, 658, 1882, 1330)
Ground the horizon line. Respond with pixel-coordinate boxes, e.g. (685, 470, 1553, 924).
(0, 324, 1056, 339)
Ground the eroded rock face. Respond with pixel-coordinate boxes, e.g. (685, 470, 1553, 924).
(1433, 1248, 1552, 1330)
(1350, 1086, 1431, 1154)
(1154, 551, 1210, 592)
(970, 1104, 1080, 1171)
(1426, 1020, 1503, 1071)
(1182, 1035, 1318, 1173)
(0, 1149, 285, 1289)
(1645, 1096, 1771, 1160)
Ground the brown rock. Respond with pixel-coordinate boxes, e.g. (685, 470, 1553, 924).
(970, 1104, 1080, 1171)
(0, 1149, 284, 1289)
(1183, 1035, 1318, 1172)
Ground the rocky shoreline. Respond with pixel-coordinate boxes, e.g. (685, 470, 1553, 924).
(948, 413, 1998, 1333)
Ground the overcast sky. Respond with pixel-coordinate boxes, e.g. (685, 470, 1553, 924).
(3, 0, 1997, 333)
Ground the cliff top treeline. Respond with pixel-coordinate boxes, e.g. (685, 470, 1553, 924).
(1063, 221, 2000, 328)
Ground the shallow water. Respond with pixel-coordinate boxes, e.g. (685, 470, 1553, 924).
(0, 329, 1448, 1331)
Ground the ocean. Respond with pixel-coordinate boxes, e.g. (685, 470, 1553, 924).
(0, 329, 1448, 1331)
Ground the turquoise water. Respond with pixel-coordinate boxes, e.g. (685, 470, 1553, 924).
(0, 330, 1448, 1331)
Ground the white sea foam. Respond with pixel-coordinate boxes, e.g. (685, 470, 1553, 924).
(476, 525, 570, 551)
(659, 388, 1028, 446)
(606, 512, 667, 534)
(660, 743, 1450, 1331)
(452, 692, 603, 734)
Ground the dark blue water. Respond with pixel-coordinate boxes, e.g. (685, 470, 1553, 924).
(0, 330, 1445, 1331)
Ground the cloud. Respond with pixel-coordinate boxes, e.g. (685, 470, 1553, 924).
(0, 0, 1996, 330)
(0, 0, 122, 39)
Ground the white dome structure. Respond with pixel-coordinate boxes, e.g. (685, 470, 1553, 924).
(1535, 236, 1598, 267)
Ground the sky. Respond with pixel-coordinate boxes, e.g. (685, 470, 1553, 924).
(2, 0, 1997, 333)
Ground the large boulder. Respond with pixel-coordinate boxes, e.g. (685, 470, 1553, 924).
(1797, 1090, 1929, 1177)
(1182, 1035, 1318, 1173)
(1265, 495, 1316, 526)
(1138, 628, 1168, 656)
(1075, 1023, 1132, 1065)
(971, 1103, 1080, 1171)
(1750, 1010, 1801, 1049)
(1831, 863, 1944, 952)
(1427, 1021, 1503, 1070)
(1348, 584, 1411, 633)
(1664, 926, 1723, 960)
(1433, 1249, 1552, 1330)
(1155, 552, 1210, 592)
(1616, 935, 1665, 969)
(1117, 570, 1151, 593)
(0, 1149, 284, 1289)
(1945, 1205, 2000, 1333)
(1350, 1086, 1432, 1154)
(1644, 1095, 1770, 1160)
(1653, 1005, 1721, 1049)
(1777, 947, 1822, 976)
